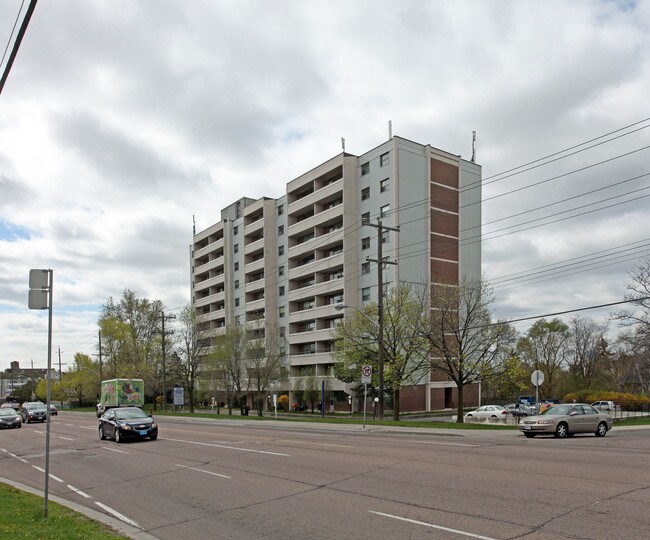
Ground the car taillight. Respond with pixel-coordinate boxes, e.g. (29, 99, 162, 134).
(501, 411, 506, 414)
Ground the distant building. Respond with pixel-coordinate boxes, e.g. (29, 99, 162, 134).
(191, 136, 482, 412)
(0, 361, 57, 398)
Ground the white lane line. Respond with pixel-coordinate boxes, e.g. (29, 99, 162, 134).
(102, 446, 128, 454)
(49, 474, 64, 483)
(67, 485, 92, 499)
(58, 436, 75, 441)
(64, 423, 75, 427)
(80, 426, 95, 430)
(95, 501, 141, 528)
(162, 437, 290, 457)
(175, 464, 231, 479)
(369, 511, 497, 540)
(1, 448, 6, 452)
(275, 439, 353, 448)
(10, 453, 28, 463)
(32, 465, 45, 473)
(410, 440, 480, 448)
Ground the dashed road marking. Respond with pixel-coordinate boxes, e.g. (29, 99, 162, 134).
(370, 511, 497, 540)
(175, 464, 231, 479)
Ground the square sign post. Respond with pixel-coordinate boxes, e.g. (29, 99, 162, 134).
(28, 269, 53, 518)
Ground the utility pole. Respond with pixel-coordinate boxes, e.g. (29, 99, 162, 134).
(161, 312, 176, 412)
(365, 219, 399, 421)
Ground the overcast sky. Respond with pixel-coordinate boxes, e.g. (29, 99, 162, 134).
(1, 0, 649, 374)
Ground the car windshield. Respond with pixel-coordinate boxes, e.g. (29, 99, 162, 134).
(115, 409, 147, 420)
(27, 405, 46, 411)
(541, 404, 572, 416)
(0, 409, 17, 416)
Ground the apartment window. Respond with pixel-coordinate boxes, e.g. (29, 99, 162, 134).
(380, 204, 390, 218)
(380, 178, 389, 192)
(380, 152, 390, 166)
(278, 224, 284, 236)
(361, 162, 370, 175)
(234, 262, 239, 271)
(361, 262, 370, 275)
(362, 237, 370, 249)
(279, 265, 285, 276)
(234, 243, 239, 253)
(361, 212, 370, 225)
(235, 280, 240, 289)
(278, 245, 284, 256)
(233, 225, 238, 235)
(279, 306, 285, 317)
(279, 286, 285, 296)
(278, 204, 284, 215)
(382, 231, 389, 243)
(235, 298, 240, 307)
(361, 187, 370, 200)
(362, 287, 371, 301)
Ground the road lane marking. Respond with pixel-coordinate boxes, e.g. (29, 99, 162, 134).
(95, 501, 141, 528)
(67, 485, 92, 499)
(161, 437, 290, 457)
(369, 511, 497, 540)
(64, 423, 74, 427)
(275, 439, 353, 448)
(175, 464, 231, 479)
(58, 436, 75, 441)
(409, 440, 480, 448)
(49, 474, 64, 483)
(80, 426, 96, 430)
(32, 465, 45, 472)
(102, 446, 128, 454)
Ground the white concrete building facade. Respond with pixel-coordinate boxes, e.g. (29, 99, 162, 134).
(191, 136, 481, 412)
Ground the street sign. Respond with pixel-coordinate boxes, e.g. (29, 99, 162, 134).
(531, 370, 545, 387)
(361, 365, 372, 384)
(173, 387, 184, 406)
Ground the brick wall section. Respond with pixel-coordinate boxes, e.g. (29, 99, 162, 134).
(431, 208, 458, 236)
(430, 157, 459, 285)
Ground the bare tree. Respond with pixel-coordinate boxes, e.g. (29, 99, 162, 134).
(210, 324, 250, 414)
(246, 324, 288, 416)
(427, 278, 515, 423)
(517, 318, 570, 399)
(568, 315, 609, 390)
(177, 305, 212, 413)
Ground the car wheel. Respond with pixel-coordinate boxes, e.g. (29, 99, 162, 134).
(99, 425, 106, 440)
(149, 435, 157, 441)
(523, 433, 536, 438)
(554, 422, 569, 439)
(115, 429, 122, 443)
(17, 424, 21, 429)
(595, 421, 608, 437)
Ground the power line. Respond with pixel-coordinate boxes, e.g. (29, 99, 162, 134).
(0, 0, 37, 96)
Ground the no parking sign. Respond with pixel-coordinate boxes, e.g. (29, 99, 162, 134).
(361, 365, 372, 384)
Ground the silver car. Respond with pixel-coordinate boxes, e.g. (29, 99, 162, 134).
(519, 403, 612, 438)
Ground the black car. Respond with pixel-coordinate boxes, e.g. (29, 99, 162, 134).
(21, 403, 47, 423)
(0, 408, 22, 429)
(98, 407, 158, 443)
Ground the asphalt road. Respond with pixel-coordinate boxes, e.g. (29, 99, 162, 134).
(2, 412, 650, 539)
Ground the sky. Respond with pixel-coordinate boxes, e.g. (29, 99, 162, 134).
(1, 0, 649, 374)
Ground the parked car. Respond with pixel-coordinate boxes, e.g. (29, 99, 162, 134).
(0, 408, 22, 429)
(465, 405, 507, 419)
(519, 403, 612, 438)
(591, 400, 621, 413)
(49, 403, 58, 415)
(504, 403, 537, 417)
(1, 402, 17, 409)
(21, 402, 47, 423)
(98, 406, 158, 443)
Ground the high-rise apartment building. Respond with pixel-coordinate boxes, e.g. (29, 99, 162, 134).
(191, 136, 481, 412)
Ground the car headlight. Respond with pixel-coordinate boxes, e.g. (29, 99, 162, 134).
(537, 419, 554, 424)
(117, 423, 133, 430)
(151, 422, 156, 428)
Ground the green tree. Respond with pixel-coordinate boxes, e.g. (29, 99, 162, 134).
(63, 353, 101, 407)
(333, 284, 431, 420)
(98, 289, 164, 398)
(426, 278, 515, 423)
(568, 315, 609, 390)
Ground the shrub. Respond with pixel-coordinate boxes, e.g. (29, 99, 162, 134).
(563, 390, 650, 410)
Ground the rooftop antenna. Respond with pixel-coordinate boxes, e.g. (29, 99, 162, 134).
(471, 131, 476, 163)
(192, 214, 196, 236)
(341, 137, 345, 153)
(388, 120, 392, 139)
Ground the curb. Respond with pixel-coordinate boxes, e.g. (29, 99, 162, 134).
(0, 476, 159, 540)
